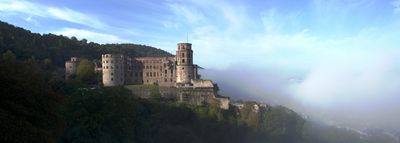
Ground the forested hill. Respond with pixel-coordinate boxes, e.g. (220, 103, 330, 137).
(0, 21, 173, 67)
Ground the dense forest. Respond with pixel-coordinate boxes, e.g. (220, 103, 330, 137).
(0, 21, 172, 68)
(0, 21, 398, 143)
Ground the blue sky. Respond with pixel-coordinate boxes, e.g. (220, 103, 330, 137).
(2, 0, 400, 69)
(2, 0, 400, 128)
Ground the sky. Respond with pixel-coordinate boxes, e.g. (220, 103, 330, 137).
(1, 0, 400, 129)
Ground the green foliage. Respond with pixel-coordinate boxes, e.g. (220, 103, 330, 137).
(263, 106, 305, 143)
(76, 59, 95, 83)
(0, 21, 172, 68)
(61, 87, 137, 143)
(0, 60, 64, 143)
(1, 50, 16, 61)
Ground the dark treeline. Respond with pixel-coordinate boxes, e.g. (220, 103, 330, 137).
(0, 21, 172, 68)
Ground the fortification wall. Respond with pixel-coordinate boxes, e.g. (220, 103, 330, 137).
(192, 79, 214, 88)
(126, 85, 229, 109)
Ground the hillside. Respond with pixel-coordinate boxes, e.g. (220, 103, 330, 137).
(0, 21, 172, 67)
(0, 21, 398, 143)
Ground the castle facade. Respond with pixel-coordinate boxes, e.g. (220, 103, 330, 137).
(101, 43, 204, 87)
(65, 42, 230, 109)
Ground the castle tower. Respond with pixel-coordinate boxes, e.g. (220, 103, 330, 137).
(65, 57, 79, 79)
(102, 54, 125, 87)
(176, 43, 194, 85)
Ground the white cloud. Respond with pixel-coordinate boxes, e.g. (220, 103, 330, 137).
(167, 3, 205, 24)
(53, 28, 130, 44)
(0, 0, 107, 29)
(392, 0, 400, 14)
(24, 16, 40, 26)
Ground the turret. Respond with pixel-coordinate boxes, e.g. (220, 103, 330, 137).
(176, 43, 194, 85)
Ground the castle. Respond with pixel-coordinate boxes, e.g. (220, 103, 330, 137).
(101, 43, 203, 87)
(65, 43, 230, 109)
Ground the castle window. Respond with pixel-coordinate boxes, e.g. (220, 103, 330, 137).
(135, 72, 138, 77)
(150, 72, 152, 77)
(140, 72, 143, 77)
(146, 72, 149, 77)
(182, 67, 184, 70)
(106, 66, 109, 69)
(188, 59, 191, 63)
(111, 78, 113, 81)
(165, 70, 167, 74)
(106, 55, 108, 58)
(165, 78, 167, 82)
(182, 53, 185, 57)
(106, 60, 108, 63)
(182, 59, 185, 63)
(153, 72, 156, 77)
(111, 73, 113, 75)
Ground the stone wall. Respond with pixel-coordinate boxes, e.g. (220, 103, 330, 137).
(191, 79, 214, 88)
(125, 85, 229, 109)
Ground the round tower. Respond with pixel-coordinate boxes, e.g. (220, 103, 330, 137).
(102, 54, 125, 86)
(176, 43, 194, 85)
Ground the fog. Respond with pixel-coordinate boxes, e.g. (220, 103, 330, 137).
(201, 53, 400, 130)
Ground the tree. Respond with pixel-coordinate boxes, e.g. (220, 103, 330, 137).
(263, 106, 305, 143)
(0, 60, 64, 143)
(1, 50, 16, 61)
(61, 87, 138, 143)
(76, 59, 95, 83)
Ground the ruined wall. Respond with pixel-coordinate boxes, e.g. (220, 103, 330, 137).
(134, 56, 176, 87)
(216, 97, 230, 110)
(192, 79, 214, 88)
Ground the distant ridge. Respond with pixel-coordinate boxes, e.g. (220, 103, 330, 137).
(0, 21, 173, 67)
